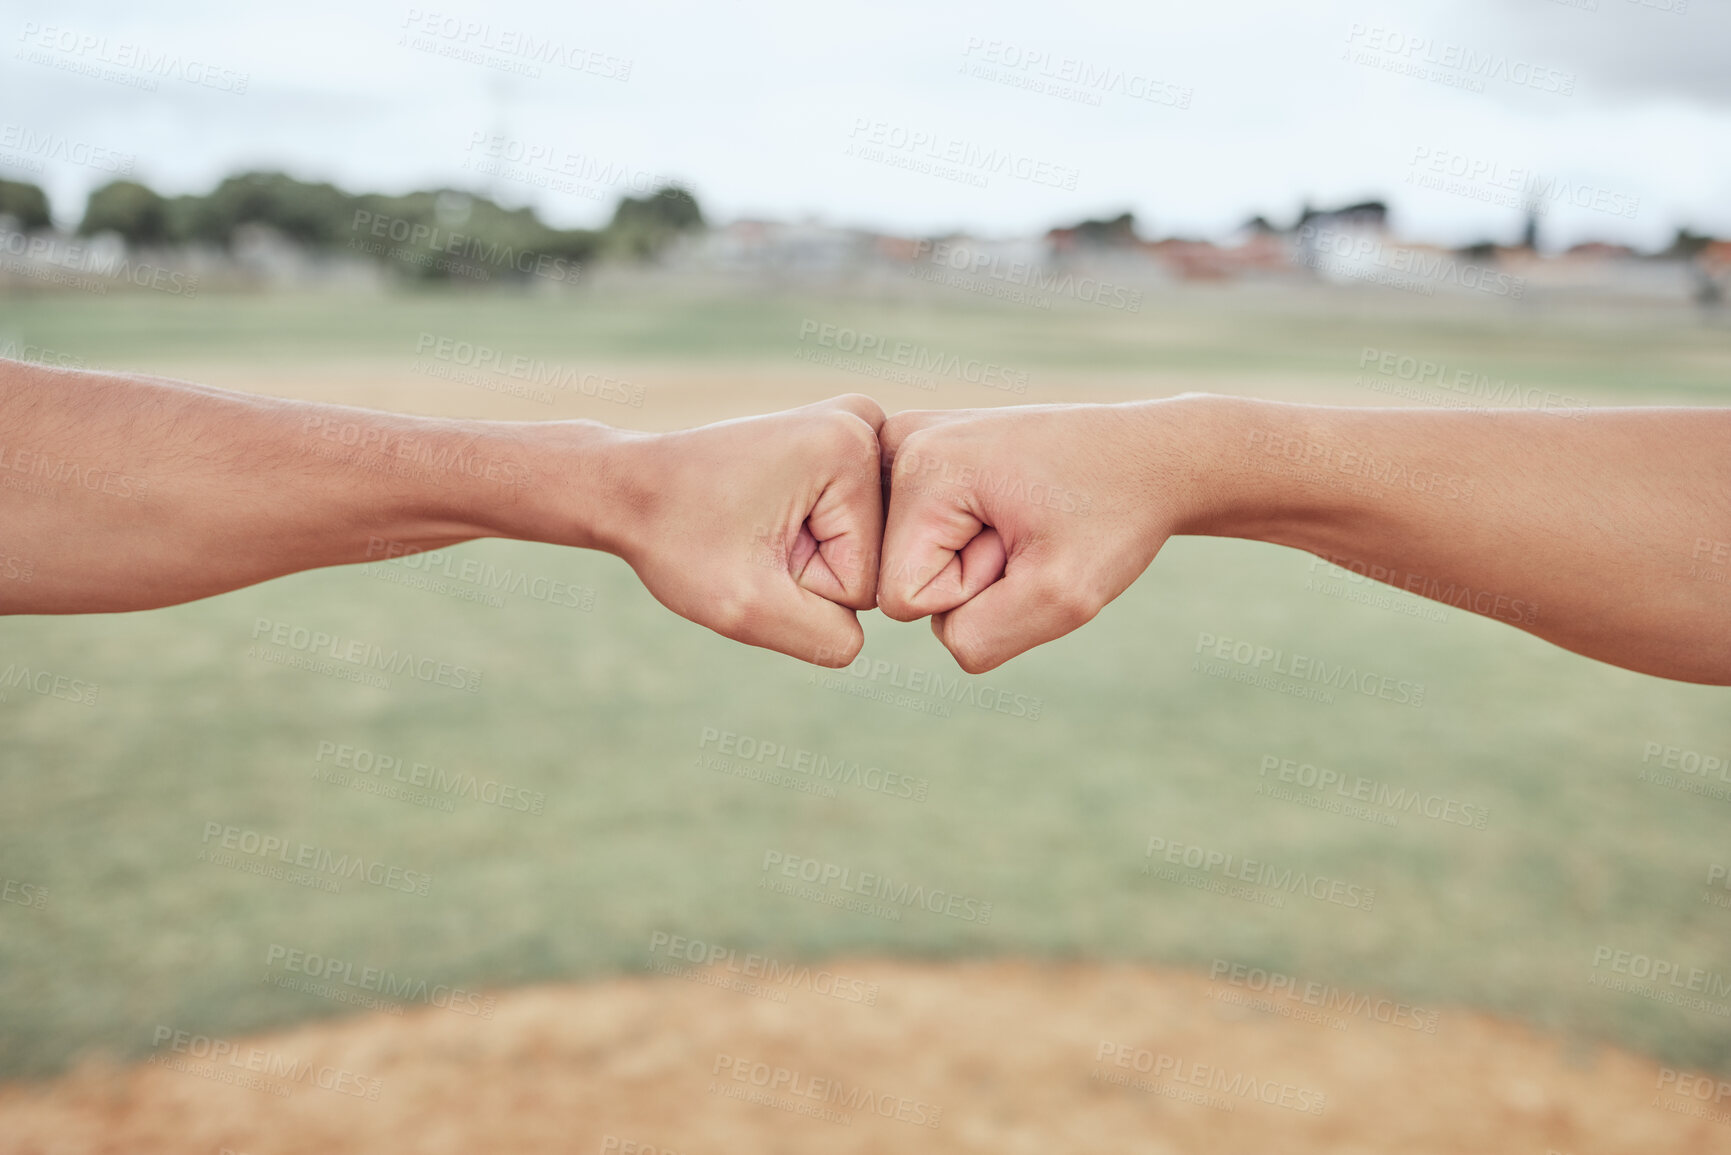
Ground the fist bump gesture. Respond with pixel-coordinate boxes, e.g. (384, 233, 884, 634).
(9, 350, 1722, 685)
(600, 394, 1194, 672)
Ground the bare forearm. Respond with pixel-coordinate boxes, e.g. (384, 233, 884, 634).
(1162, 394, 1731, 684)
(0, 359, 624, 613)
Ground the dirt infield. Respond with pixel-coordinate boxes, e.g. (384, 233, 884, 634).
(1, 960, 1725, 1154)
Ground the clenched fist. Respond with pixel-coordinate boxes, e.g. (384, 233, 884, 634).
(597, 394, 887, 667)
(876, 401, 1201, 673)
(10, 348, 1721, 684)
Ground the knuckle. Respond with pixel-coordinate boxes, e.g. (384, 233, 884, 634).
(1033, 569, 1096, 631)
(878, 593, 923, 623)
(874, 576, 917, 620)
(835, 392, 886, 427)
(944, 629, 996, 675)
(882, 411, 932, 455)
(820, 411, 878, 459)
(706, 584, 762, 640)
(890, 428, 940, 482)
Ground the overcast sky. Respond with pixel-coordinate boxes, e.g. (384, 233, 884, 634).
(4, 0, 1728, 251)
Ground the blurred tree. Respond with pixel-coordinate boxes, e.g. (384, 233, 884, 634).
(1665, 227, 1716, 260)
(1074, 211, 1139, 246)
(181, 171, 357, 246)
(356, 188, 601, 282)
(79, 180, 173, 243)
(1521, 207, 1539, 251)
(69, 170, 696, 280)
(605, 186, 705, 259)
(1295, 200, 1389, 232)
(0, 179, 52, 231)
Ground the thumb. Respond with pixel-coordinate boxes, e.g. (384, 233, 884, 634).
(751, 580, 867, 667)
(929, 551, 1095, 674)
(877, 439, 1006, 622)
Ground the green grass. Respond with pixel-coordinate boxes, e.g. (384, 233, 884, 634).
(5, 280, 1730, 401)
(1, 283, 1729, 1082)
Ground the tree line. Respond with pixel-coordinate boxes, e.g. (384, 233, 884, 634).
(0, 172, 703, 281)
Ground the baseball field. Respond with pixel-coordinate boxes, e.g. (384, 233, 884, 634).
(1, 277, 1729, 1152)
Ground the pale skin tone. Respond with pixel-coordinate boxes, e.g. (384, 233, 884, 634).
(1, 357, 1727, 684)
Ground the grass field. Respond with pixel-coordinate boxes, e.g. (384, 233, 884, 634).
(2, 278, 1730, 1104)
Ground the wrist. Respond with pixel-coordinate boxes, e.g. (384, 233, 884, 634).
(1135, 393, 1350, 545)
(483, 418, 654, 558)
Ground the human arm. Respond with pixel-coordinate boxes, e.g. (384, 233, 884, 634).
(0, 358, 884, 665)
(876, 395, 1731, 683)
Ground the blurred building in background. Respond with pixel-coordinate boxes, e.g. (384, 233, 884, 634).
(1, 171, 1726, 306)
